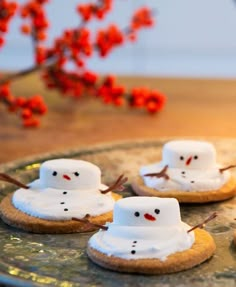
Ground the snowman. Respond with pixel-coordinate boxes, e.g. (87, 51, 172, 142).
(139, 140, 233, 192)
(87, 196, 215, 268)
(11, 158, 126, 220)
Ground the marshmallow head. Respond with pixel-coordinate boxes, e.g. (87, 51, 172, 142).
(113, 197, 181, 226)
(39, 159, 101, 190)
(162, 140, 216, 169)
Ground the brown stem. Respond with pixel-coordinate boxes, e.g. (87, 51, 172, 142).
(219, 165, 236, 173)
(0, 58, 56, 85)
(144, 165, 169, 180)
(187, 212, 217, 233)
(0, 65, 42, 84)
(100, 174, 128, 194)
(72, 215, 108, 230)
(0, 173, 29, 189)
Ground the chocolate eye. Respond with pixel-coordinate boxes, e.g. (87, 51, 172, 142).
(134, 212, 140, 217)
(154, 209, 160, 214)
(180, 156, 184, 160)
(74, 172, 80, 176)
(52, 171, 57, 176)
(194, 155, 198, 160)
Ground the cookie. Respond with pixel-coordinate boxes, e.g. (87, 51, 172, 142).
(132, 140, 236, 203)
(131, 175, 236, 203)
(233, 230, 236, 246)
(0, 159, 125, 233)
(87, 197, 216, 274)
(0, 192, 121, 233)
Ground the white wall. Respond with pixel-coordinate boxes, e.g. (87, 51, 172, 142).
(1, 0, 236, 78)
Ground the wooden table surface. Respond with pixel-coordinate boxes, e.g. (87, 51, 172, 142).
(1, 74, 236, 164)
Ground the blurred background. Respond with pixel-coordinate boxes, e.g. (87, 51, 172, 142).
(1, 0, 236, 78)
(1, 0, 236, 164)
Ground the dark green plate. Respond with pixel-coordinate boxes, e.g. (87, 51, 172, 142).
(1, 139, 236, 287)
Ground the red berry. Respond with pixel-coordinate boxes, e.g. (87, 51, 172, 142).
(21, 24, 31, 34)
(21, 108, 32, 119)
(23, 117, 40, 128)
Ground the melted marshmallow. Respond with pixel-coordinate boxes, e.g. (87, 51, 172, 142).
(88, 197, 195, 261)
(140, 140, 230, 192)
(12, 159, 115, 220)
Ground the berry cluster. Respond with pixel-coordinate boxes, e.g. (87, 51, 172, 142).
(20, 0, 50, 65)
(45, 27, 93, 68)
(96, 25, 124, 57)
(77, 0, 112, 22)
(42, 68, 96, 98)
(0, 0, 18, 49)
(0, 0, 166, 128)
(20, 0, 49, 42)
(128, 7, 154, 41)
(97, 75, 125, 106)
(130, 88, 166, 114)
(0, 84, 47, 127)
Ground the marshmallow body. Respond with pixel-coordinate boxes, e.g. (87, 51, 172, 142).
(89, 197, 194, 261)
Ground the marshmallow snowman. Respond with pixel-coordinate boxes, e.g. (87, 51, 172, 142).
(89, 196, 194, 261)
(12, 159, 115, 220)
(140, 140, 230, 192)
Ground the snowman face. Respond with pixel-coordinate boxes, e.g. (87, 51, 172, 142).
(39, 159, 101, 190)
(113, 197, 181, 226)
(162, 140, 216, 169)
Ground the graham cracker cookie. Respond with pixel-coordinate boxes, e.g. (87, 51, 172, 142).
(131, 176, 236, 203)
(87, 228, 216, 274)
(0, 192, 121, 234)
(233, 230, 236, 246)
(135, 140, 236, 203)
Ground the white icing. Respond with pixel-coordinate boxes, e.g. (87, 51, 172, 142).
(88, 197, 195, 261)
(140, 140, 230, 192)
(12, 159, 115, 220)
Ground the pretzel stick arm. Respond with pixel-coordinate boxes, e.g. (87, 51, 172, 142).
(0, 173, 29, 189)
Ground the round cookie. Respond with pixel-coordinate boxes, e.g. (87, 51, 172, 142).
(132, 140, 236, 203)
(233, 231, 236, 246)
(0, 159, 124, 233)
(87, 197, 216, 274)
(0, 192, 121, 233)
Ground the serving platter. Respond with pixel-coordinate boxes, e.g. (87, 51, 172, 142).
(1, 139, 236, 287)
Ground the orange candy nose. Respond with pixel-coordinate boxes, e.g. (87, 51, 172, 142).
(63, 174, 71, 180)
(144, 213, 156, 221)
(186, 156, 192, 166)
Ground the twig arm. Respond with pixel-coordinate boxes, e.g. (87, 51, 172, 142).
(187, 212, 217, 233)
(72, 215, 108, 230)
(100, 174, 128, 194)
(0, 173, 29, 189)
(219, 165, 236, 173)
(144, 165, 169, 180)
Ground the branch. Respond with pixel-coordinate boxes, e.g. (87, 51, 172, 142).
(72, 214, 108, 230)
(0, 173, 29, 189)
(187, 212, 217, 233)
(219, 165, 236, 173)
(100, 174, 128, 194)
(144, 165, 169, 180)
(0, 58, 56, 85)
